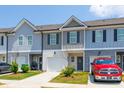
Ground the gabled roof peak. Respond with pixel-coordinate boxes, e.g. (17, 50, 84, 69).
(59, 15, 87, 30)
(12, 18, 37, 32)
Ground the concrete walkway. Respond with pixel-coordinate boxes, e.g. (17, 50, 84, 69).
(0, 72, 59, 88)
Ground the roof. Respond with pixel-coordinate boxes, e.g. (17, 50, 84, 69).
(85, 17, 124, 27)
(1, 17, 124, 33)
(0, 28, 14, 33)
(36, 24, 62, 31)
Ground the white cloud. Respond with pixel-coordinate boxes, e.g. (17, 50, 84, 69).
(89, 5, 124, 18)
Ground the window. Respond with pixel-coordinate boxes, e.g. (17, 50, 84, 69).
(0, 36, 4, 46)
(18, 36, 23, 45)
(117, 29, 124, 41)
(49, 33, 57, 45)
(69, 31, 77, 44)
(95, 30, 103, 42)
(116, 55, 121, 63)
(2, 56, 5, 62)
(70, 56, 75, 62)
(28, 36, 32, 45)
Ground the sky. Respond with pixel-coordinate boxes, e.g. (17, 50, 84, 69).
(0, 5, 124, 28)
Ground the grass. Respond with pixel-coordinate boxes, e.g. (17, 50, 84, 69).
(122, 74, 124, 81)
(0, 70, 42, 80)
(50, 72, 89, 84)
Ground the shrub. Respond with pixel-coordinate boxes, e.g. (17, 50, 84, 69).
(61, 66, 75, 77)
(11, 61, 18, 74)
(21, 64, 29, 73)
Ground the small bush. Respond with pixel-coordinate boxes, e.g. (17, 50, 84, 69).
(21, 64, 29, 73)
(61, 66, 75, 77)
(11, 61, 18, 74)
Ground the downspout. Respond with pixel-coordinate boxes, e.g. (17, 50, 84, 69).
(41, 31, 43, 71)
(5, 32, 8, 64)
(83, 27, 86, 72)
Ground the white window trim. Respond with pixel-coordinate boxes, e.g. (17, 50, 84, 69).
(18, 35, 24, 46)
(69, 31, 77, 44)
(50, 33, 57, 45)
(95, 30, 103, 42)
(27, 35, 33, 46)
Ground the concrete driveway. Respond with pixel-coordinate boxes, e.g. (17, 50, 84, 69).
(0, 72, 59, 88)
(40, 74, 124, 88)
(88, 74, 124, 88)
(0, 72, 124, 88)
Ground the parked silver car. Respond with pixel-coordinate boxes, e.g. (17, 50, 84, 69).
(0, 63, 11, 73)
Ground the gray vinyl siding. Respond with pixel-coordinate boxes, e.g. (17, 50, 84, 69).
(8, 23, 42, 52)
(85, 28, 124, 49)
(63, 30, 84, 49)
(43, 32, 61, 50)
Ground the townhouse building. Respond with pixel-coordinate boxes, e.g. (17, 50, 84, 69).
(0, 16, 124, 72)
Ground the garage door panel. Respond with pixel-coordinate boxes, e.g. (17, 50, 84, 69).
(47, 57, 67, 72)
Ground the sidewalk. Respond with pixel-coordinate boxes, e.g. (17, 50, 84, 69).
(0, 72, 59, 88)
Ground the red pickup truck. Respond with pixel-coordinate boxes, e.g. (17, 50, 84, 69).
(91, 57, 122, 82)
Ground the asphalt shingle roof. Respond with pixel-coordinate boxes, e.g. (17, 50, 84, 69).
(1, 17, 124, 32)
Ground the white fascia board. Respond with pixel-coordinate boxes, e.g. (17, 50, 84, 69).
(8, 50, 42, 53)
(13, 19, 37, 32)
(59, 15, 87, 30)
(60, 27, 86, 31)
(85, 47, 124, 50)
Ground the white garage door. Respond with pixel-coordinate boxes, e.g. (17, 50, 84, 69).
(89, 56, 111, 72)
(47, 57, 67, 72)
(17, 56, 26, 69)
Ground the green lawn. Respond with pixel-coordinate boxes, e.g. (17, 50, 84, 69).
(50, 72, 89, 84)
(0, 70, 42, 80)
(122, 75, 124, 81)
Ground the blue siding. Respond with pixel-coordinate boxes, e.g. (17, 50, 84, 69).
(8, 23, 42, 52)
(85, 28, 124, 49)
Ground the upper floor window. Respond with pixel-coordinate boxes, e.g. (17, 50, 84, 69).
(0, 36, 4, 46)
(67, 31, 80, 44)
(48, 33, 59, 45)
(92, 30, 106, 43)
(18, 36, 23, 45)
(117, 29, 124, 41)
(95, 30, 103, 42)
(28, 36, 33, 45)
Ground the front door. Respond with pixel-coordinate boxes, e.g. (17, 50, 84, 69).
(77, 56, 83, 71)
(38, 56, 42, 70)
